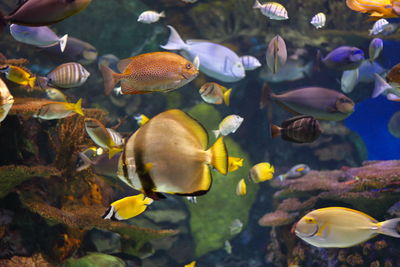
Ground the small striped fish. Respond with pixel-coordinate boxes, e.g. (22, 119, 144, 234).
(240, 56, 262, 70)
(253, 0, 288, 20)
(310, 12, 326, 29)
(271, 115, 321, 143)
(46, 62, 90, 89)
(369, 18, 389, 35)
(137, 10, 165, 24)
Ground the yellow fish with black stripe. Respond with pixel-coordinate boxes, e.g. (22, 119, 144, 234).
(117, 109, 229, 200)
(0, 65, 36, 88)
(102, 193, 153, 220)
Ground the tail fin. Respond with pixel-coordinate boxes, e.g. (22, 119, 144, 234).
(207, 137, 228, 175)
(76, 152, 94, 172)
(223, 88, 232, 106)
(271, 125, 281, 138)
(159, 11, 166, 17)
(213, 130, 220, 138)
(160, 25, 187, 51)
(100, 64, 117, 96)
(303, 61, 313, 78)
(73, 98, 84, 116)
(108, 147, 123, 159)
(387, 93, 400, 101)
(59, 34, 68, 53)
(377, 218, 400, 238)
(253, 0, 262, 8)
(28, 76, 36, 88)
(372, 73, 391, 98)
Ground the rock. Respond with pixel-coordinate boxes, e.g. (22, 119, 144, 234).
(64, 253, 126, 267)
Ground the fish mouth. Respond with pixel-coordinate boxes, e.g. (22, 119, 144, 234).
(295, 225, 319, 238)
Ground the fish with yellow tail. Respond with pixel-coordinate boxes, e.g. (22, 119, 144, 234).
(0, 78, 14, 123)
(228, 157, 244, 172)
(102, 194, 153, 220)
(117, 109, 228, 200)
(213, 115, 244, 138)
(84, 118, 124, 159)
(134, 114, 150, 127)
(199, 82, 232, 106)
(295, 207, 400, 248)
(100, 52, 199, 95)
(346, 0, 400, 20)
(250, 162, 274, 183)
(184, 261, 196, 267)
(34, 98, 84, 120)
(0, 65, 36, 88)
(236, 178, 247, 196)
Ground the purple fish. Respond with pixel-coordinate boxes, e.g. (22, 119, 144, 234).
(369, 38, 383, 61)
(322, 46, 364, 70)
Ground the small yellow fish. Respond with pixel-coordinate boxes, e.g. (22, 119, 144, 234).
(134, 114, 150, 127)
(0, 65, 36, 88)
(249, 162, 274, 183)
(199, 82, 232, 106)
(34, 98, 84, 120)
(295, 207, 400, 248)
(236, 178, 247, 196)
(102, 194, 153, 220)
(228, 157, 244, 172)
(184, 261, 196, 267)
(45, 87, 68, 102)
(0, 77, 14, 123)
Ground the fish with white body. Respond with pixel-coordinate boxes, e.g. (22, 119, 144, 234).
(240, 55, 261, 70)
(253, 0, 288, 20)
(310, 12, 326, 29)
(369, 19, 389, 35)
(137, 10, 165, 24)
(213, 115, 244, 138)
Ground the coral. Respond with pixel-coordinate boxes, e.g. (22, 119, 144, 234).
(64, 253, 126, 267)
(258, 210, 297, 227)
(0, 253, 52, 267)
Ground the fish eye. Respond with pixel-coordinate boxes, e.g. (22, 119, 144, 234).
(305, 217, 315, 223)
(186, 63, 192, 69)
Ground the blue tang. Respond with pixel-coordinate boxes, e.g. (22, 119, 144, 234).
(322, 46, 365, 70)
(161, 25, 245, 83)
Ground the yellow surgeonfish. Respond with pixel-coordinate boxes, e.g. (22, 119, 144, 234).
(295, 207, 400, 248)
(228, 157, 244, 172)
(346, 0, 400, 20)
(34, 98, 84, 120)
(184, 261, 196, 267)
(0, 65, 36, 88)
(102, 194, 153, 220)
(236, 178, 247, 196)
(249, 162, 274, 183)
(134, 114, 150, 127)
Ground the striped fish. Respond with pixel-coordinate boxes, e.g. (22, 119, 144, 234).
(240, 55, 262, 70)
(199, 82, 231, 105)
(369, 18, 389, 35)
(253, 0, 288, 20)
(137, 10, 165, 24)
(310, 12, 326, 29)
(271, 115, 321, 143)
(45, 62, 90, 89)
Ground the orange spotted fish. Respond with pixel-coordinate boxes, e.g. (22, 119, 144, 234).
(100, 52, 199, 95)
(346, 0, 400, 20)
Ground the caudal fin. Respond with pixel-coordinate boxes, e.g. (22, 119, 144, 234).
(372, 73, 391, 98)
(253, 0, 262, 8)
(377, 218, 400, 238)
(159, 11, 166, 17)
(76, 152, 94, 172)
(73, 98, 84, 116)
(100, 64, 117, 96)
(208, 137, 228, 175)
(223, 88, 232, 106)
(28, 76, 36, 88)
(108, 147, 123, 159)
(59, 34, 68, 53)
(160, 25, 187, 51)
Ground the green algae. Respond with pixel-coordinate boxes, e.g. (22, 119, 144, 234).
(65, 253, 126, 267)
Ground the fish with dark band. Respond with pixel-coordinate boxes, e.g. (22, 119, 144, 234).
(0, 65, 36, 88)
(271, 115, 322, 143)
(199, 82, 231, 106)
(266, 35, 287, 74)
(39, 62, 90, 89)
(117, 109, 228, 200)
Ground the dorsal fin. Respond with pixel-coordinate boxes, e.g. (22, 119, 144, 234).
(117, 58, 134, 73)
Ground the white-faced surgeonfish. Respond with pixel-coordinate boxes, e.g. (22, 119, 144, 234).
(276, 163, 310, 182)
(271, 115, 322, 143)
(102, 194, 153, 220)
(0, 78, 14, 123)
(213, 115, 244, 138)
(266, 35, 287, 74)
(84, 118, 124, 159)
(295, 207, 400, 248)
(117, 109, 229, 200)
(321, 46, 365, 70)
(260, 84, 355, 121)
(160, 25, 246, 82)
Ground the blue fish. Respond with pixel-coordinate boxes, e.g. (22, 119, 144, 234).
(369, 38, 383, 62)
(10, 24, 68, 52)
(322, 46, 365, 70)
(160, 25, 245, 83)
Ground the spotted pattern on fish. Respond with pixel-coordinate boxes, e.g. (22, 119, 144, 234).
(369, 18, 389, 35)
(47, 62, 90, 88)
(310, 12, 326, 29)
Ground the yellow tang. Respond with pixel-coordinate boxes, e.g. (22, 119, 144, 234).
(228, 156, 244, 172)
(249, 162, 274, 183)
(0, 65, 36, 88)
(295, 207, 400, 248)
(117, 109, 229, 200)
(236, 178, 246, 196)
(102, 194, 153, 220)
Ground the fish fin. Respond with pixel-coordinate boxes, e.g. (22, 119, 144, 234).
(373, 73, 391, 98)
(276, 101, 302, 116)
(377, 218, 400, 238)
(28, 76, 36, 88)
(223, 88, 232, 106)
(253, 0, 262, 8)
(76, 152, 94, 172)
(59, 34, 68, 53)
(121, 81, 144, 95)
(117, 58, 133, 73)
(159, 11, 166, 17)
(73, 98, 84, 116)
(207, 137, 228, 175)
(102, 206, 116, 220)
(160, 25, 188, 50)
(213, 130, 220, 138)
(108, 147, 123, 159)
(271, 125, 282, 138)
(100, 64, 117, 96)
(177, 165, 212, 196)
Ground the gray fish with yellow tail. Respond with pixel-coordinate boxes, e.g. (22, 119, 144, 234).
(271, 115, 322, 143)
(102, 194, 153, 221)
(266, 35, 287, 74)
(39, 62, 90, 89)
(295, 207, 400, 248)
(277, 164, 310, 182)
(0, 78, 14, 123)
(84, 118, 124, 159)
(117, 109, 229, 200)
(199, 82, 232, 106)
(261, 84, 355, 121)
(34, 98, 84, 120)
(100, 52, 199, 96)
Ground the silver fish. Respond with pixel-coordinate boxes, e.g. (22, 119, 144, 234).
(310, 12, 326, 29)
(137, 10, 165, 24)
(253, 0, 288, 20)
(43, 62, 90, 89)
(240, 55, 261, 70)
(369, 19, 389, 35)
